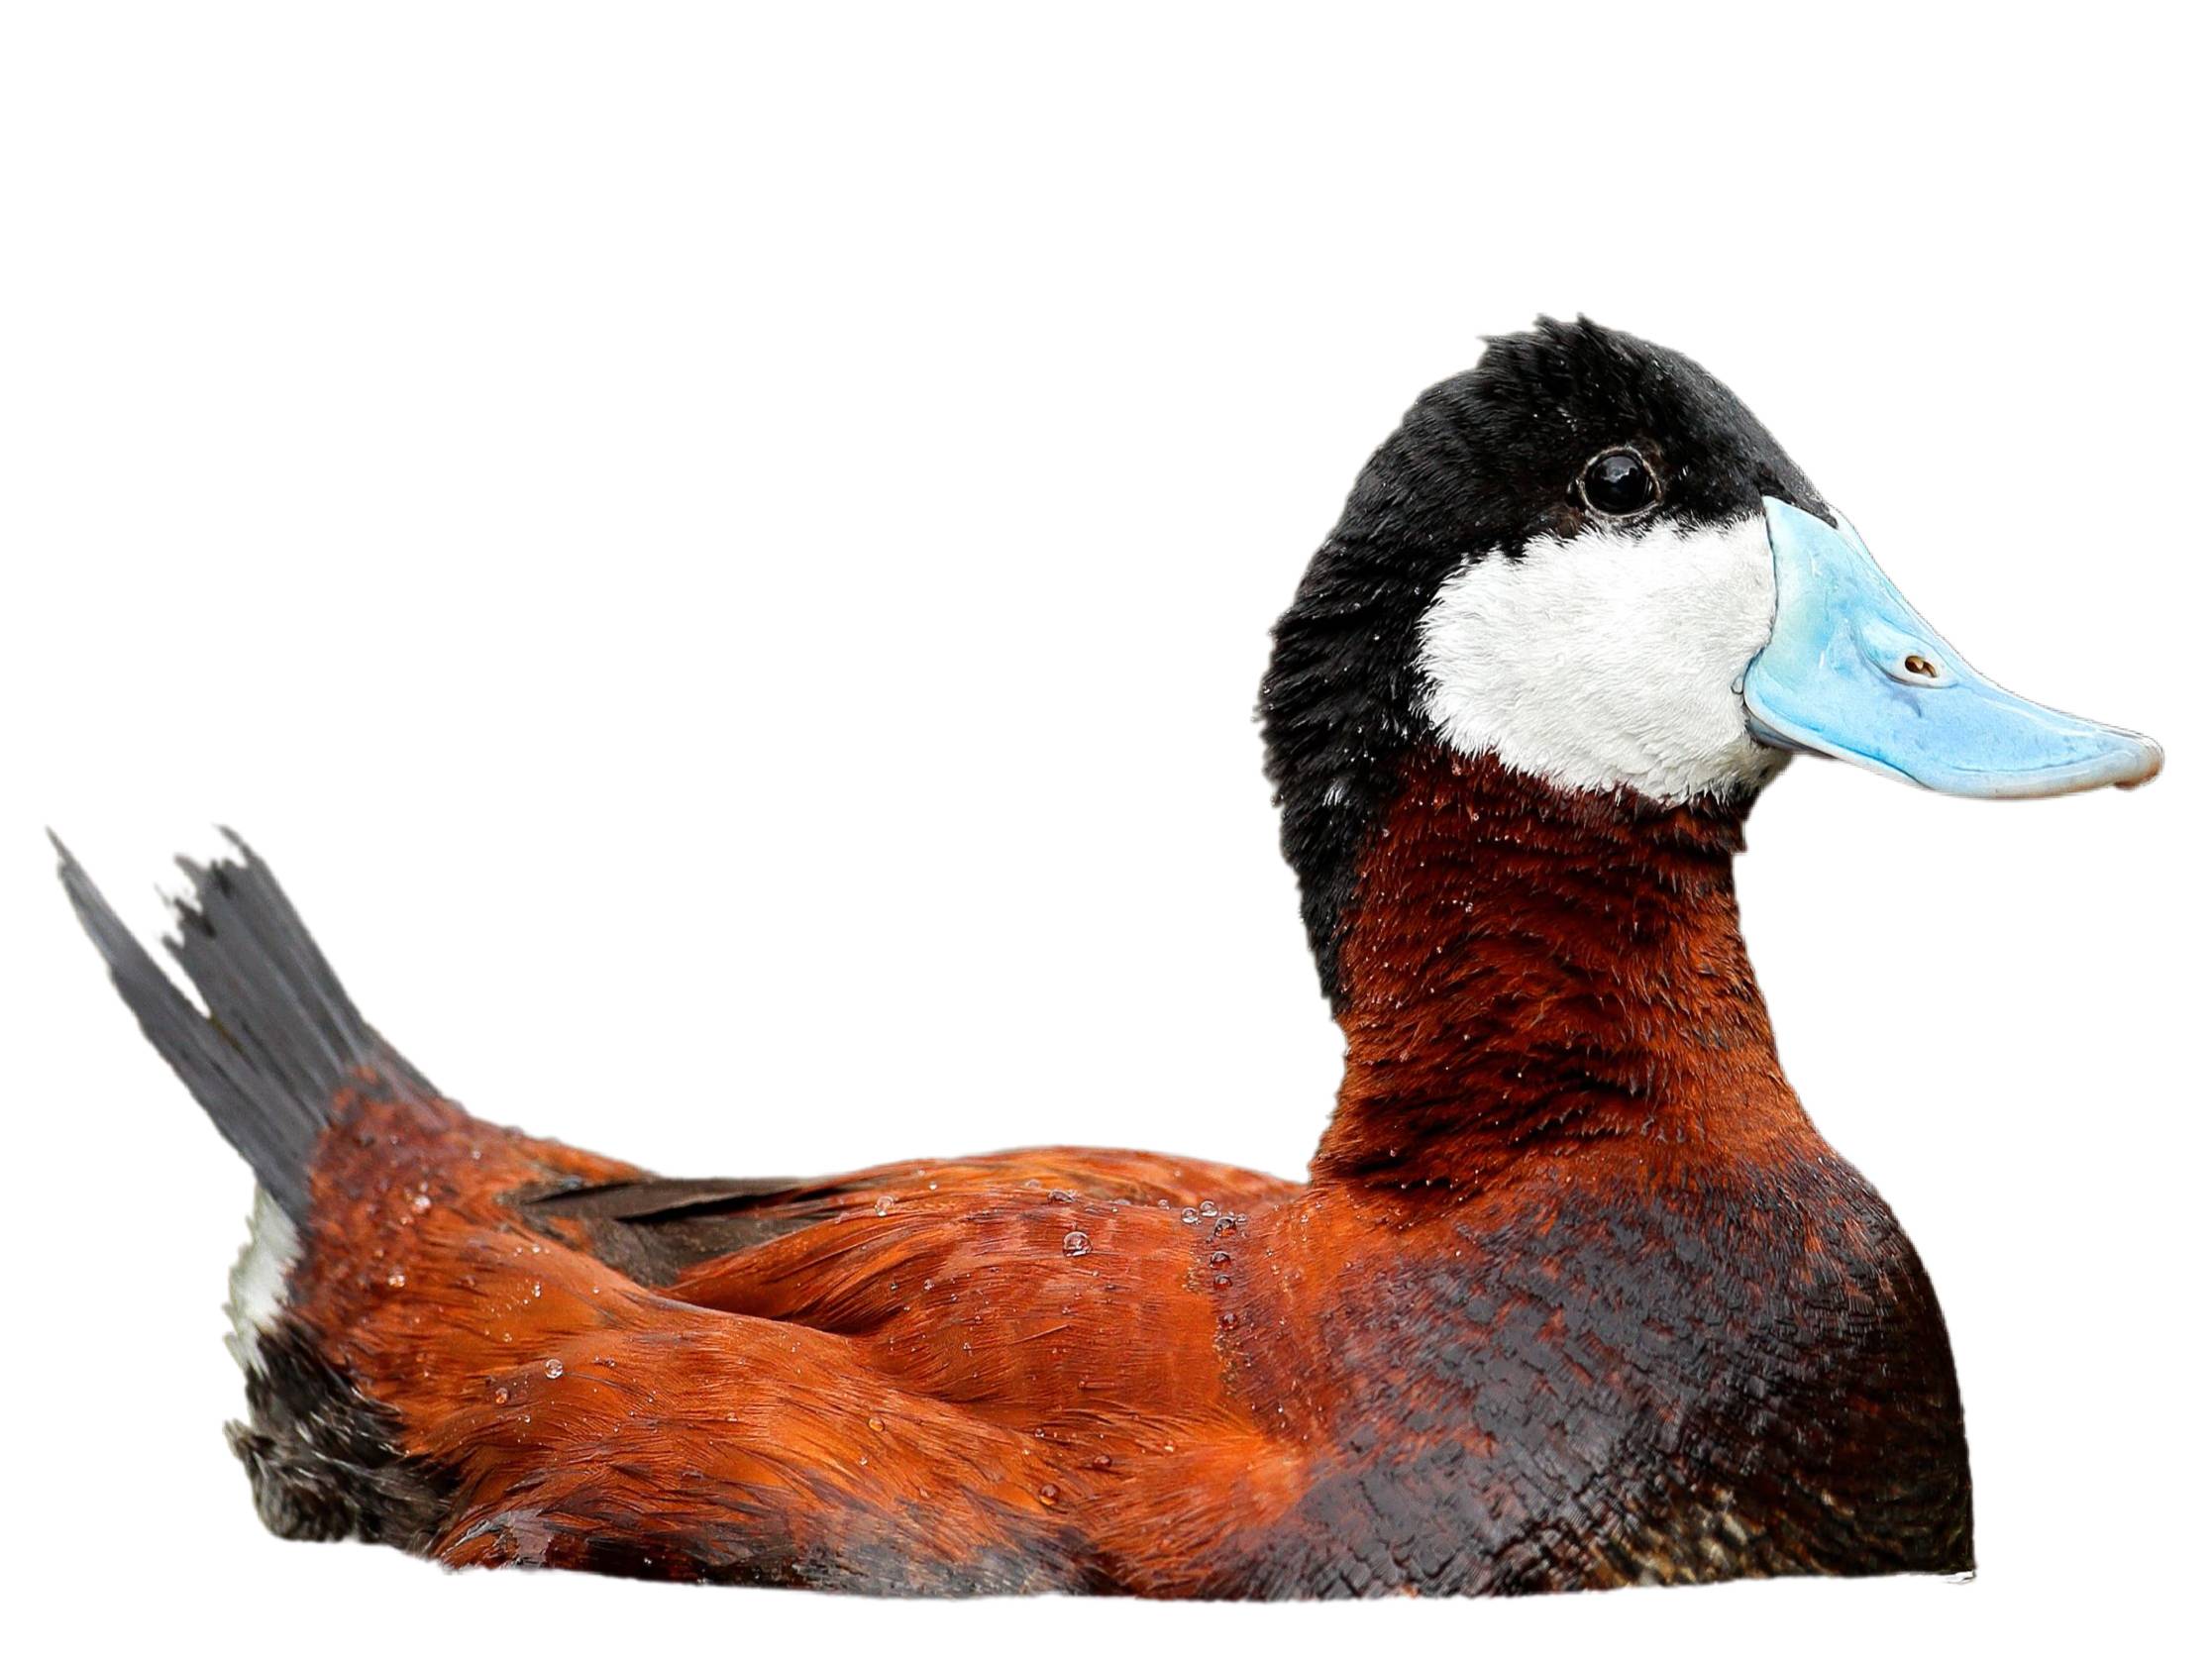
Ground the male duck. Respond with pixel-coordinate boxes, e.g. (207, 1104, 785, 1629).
(59, 318, 2159, 1597)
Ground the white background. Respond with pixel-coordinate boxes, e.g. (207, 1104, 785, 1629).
(3, 4, 2204, 1651)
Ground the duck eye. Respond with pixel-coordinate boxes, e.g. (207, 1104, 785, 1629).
(1579, 449, 1659, 518)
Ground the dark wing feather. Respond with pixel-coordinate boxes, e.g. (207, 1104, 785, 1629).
(520, 1148, 1301, 1287)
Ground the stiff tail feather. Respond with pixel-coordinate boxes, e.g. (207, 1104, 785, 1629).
(53, 830, 430, 1221)
(55, 832, 461, 1544)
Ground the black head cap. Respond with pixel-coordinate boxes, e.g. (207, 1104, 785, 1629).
(1259, 317, 1828, 1007)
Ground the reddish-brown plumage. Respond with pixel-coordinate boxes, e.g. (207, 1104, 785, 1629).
(1319, 746, 1809, 1184)
(289, 1092, 1321, 1591)
(77, 315, 2159, 1592)
(232, 746, 1966, 1594)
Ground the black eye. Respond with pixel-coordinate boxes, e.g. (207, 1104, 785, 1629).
(1578, 449, 1659, 518)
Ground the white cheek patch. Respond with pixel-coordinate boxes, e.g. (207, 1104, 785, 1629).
(1417, 514, 1787, 805)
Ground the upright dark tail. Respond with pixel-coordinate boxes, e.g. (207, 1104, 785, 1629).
(53, 831, 428, 1222)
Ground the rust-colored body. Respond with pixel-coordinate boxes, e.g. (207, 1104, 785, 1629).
(242, 750, 1969, 1593)
(79, 315, 2166, 1593)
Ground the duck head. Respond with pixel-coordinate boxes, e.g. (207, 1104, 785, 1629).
(1262, 317, 2160, 1004)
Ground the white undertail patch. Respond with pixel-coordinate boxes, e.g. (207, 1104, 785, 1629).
(1417, 513, 1789, 804)
(225, 1185, 299, 1373)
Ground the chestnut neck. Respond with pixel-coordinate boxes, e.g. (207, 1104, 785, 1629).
(1310, 747, 1808, 1191)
